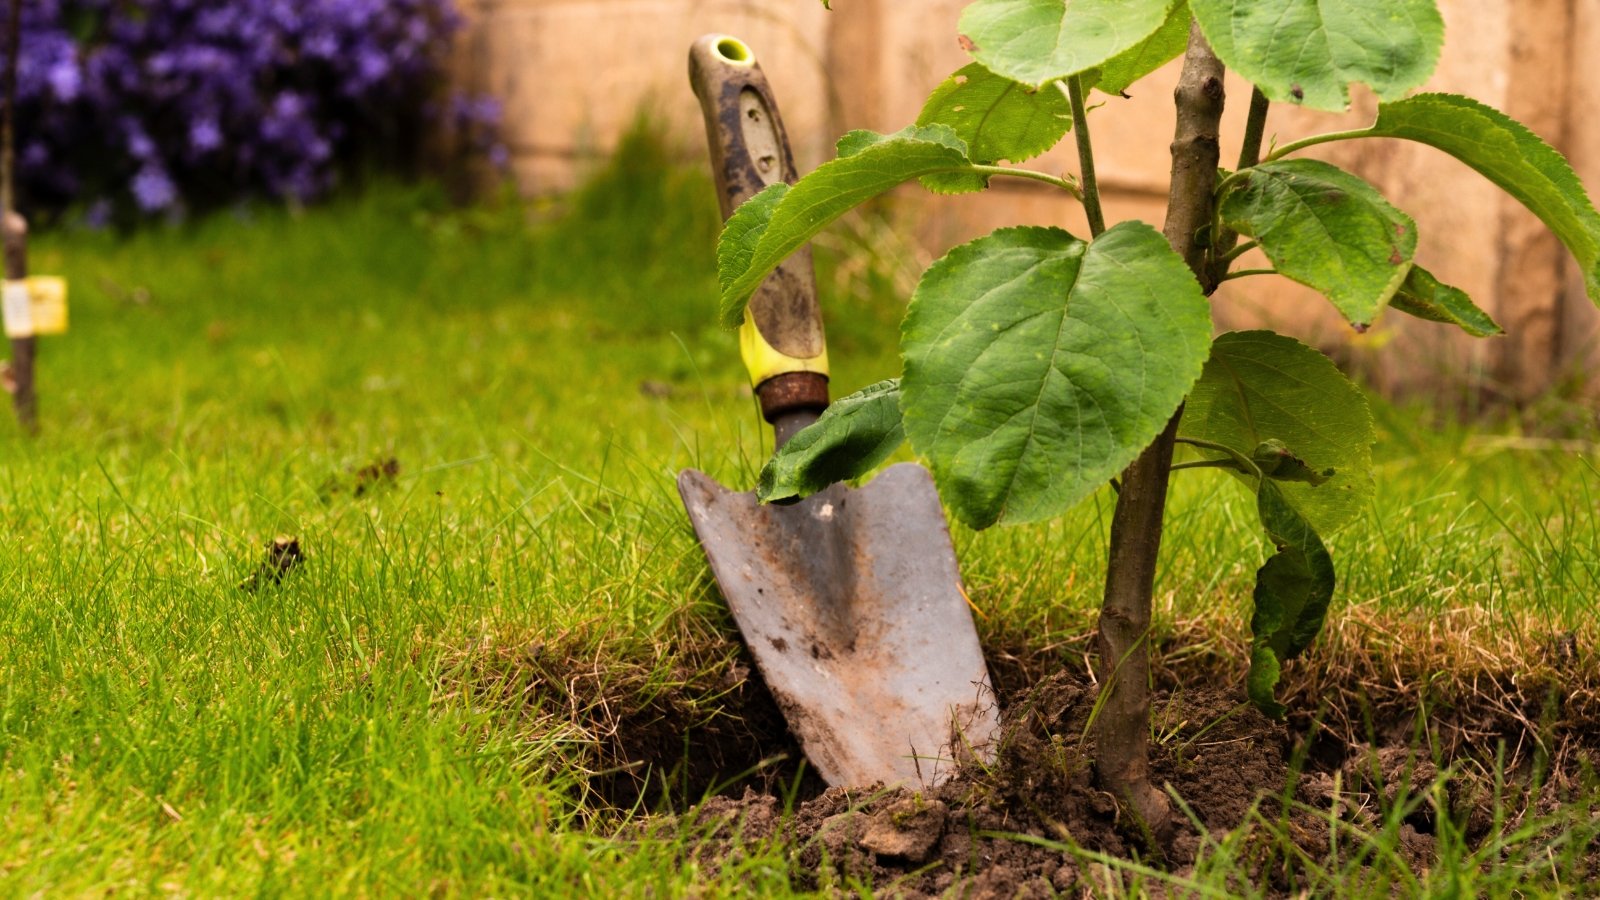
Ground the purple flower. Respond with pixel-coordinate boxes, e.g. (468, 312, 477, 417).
(131, 166, 177, 212)
(123, 120, 157, 161)
(4, 0, 498, 218)
(46, 59, 80, 101)
(188, 118, 222, 154)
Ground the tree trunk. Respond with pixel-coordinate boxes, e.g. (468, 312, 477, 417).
(1092, 20, 1225, 840)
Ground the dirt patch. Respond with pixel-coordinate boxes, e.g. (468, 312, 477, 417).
(649, 674, 1295, 895)
(449, 616, 1600, 890)
(645, 669, 1594, 896)
(442, 629, 825, 808)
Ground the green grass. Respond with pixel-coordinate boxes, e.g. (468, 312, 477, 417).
(1, 133, 1597, 895)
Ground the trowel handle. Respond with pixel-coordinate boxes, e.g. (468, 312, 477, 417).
(688, 34, 827, 440)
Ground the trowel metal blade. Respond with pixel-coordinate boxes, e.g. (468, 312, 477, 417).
(677, 462, 1000, 789)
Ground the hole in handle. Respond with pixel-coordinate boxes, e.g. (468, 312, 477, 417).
(715, 36, 752, 64)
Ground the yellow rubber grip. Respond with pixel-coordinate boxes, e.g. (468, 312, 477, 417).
(740, 308, 828, 386)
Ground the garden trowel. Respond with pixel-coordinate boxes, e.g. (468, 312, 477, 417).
(678, 34, 999, 789)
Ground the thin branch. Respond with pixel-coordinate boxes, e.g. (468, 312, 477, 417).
(1066, 74, 1105, 237)
(1209, 87, 1270, 287)
(1236, 86, 1271, 172)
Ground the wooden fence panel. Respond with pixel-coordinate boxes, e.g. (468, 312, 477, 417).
(455, 0, 1599, 400)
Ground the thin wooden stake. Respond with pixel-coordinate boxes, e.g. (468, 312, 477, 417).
(2, 0, 35, 433)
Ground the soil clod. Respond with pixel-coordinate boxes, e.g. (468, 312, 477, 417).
(239, 534, 303, 591)
(859, 797, 946, 863)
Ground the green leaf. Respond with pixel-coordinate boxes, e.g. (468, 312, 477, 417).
(1219, 159, 1415, 329)
(1356, 94, 1600, 305)
(832, 126, 986, 194)
(1180, 331, 1373, 534)
(757, 380, 906, 503)
(1089, 1, 1191, 97)
(917, 63, 1072, 165)
(716, 126, 982, 328)
(1246, 645, 1284, 719)
(901, 223, 1212, 529)
(1247, 480, 1336, 718)
(716, 183, 787, 298)
(958, 0, 1177, 88)
(1387, 265, 1503, 337)
(1190, 0, 1443, 111)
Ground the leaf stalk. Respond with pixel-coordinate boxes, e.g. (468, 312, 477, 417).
(1065, 74, 1105, 236)
(1174, 436, 1264, 481)
(1218, 239, 1258, 265)
(1263, 128, 1371, 162)
(972, 164, 1084, 199)
(1220, 267, 1277, 282)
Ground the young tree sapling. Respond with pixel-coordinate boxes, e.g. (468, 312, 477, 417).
(716, 0, 1600, 839)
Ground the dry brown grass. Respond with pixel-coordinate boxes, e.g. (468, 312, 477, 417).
(441, 598, 1599, 816)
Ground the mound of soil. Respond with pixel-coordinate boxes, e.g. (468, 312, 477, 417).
(454, 622, 1599, 893)
(648, 671, 1458, 897)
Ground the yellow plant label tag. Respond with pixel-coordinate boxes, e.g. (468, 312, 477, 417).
(27, 276, 68, 335)
(1, 277, 67, 338)
(2, 279, 30, 338)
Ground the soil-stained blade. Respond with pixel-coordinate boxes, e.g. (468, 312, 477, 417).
(678, 462, 1000, 788)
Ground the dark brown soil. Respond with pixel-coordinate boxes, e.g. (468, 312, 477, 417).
(446, 631, 825, 809)
(645, 671, 1479, 897)
(450, 623, 1600, 894)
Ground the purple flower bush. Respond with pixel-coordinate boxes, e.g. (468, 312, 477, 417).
(8, 0, 501, 221)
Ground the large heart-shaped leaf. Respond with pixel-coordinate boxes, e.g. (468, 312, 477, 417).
(959, 0, 1177, 88)
(1219, 159, 1415, 329)
(1191, 0, 1443, 110)
(1247, 479, 1336, 718)
(1353, 94, 1600, 305)
(758, 380, 906, 503)
(716, 125, 982, 327)
(1387, 265, 1502, 337)
(902, 223, 1212, 529)
(1179, 331, 1373, 534)
(917, 63, 1072, 165)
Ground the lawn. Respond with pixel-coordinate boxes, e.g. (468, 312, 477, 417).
(2, 134, 1597, 896)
